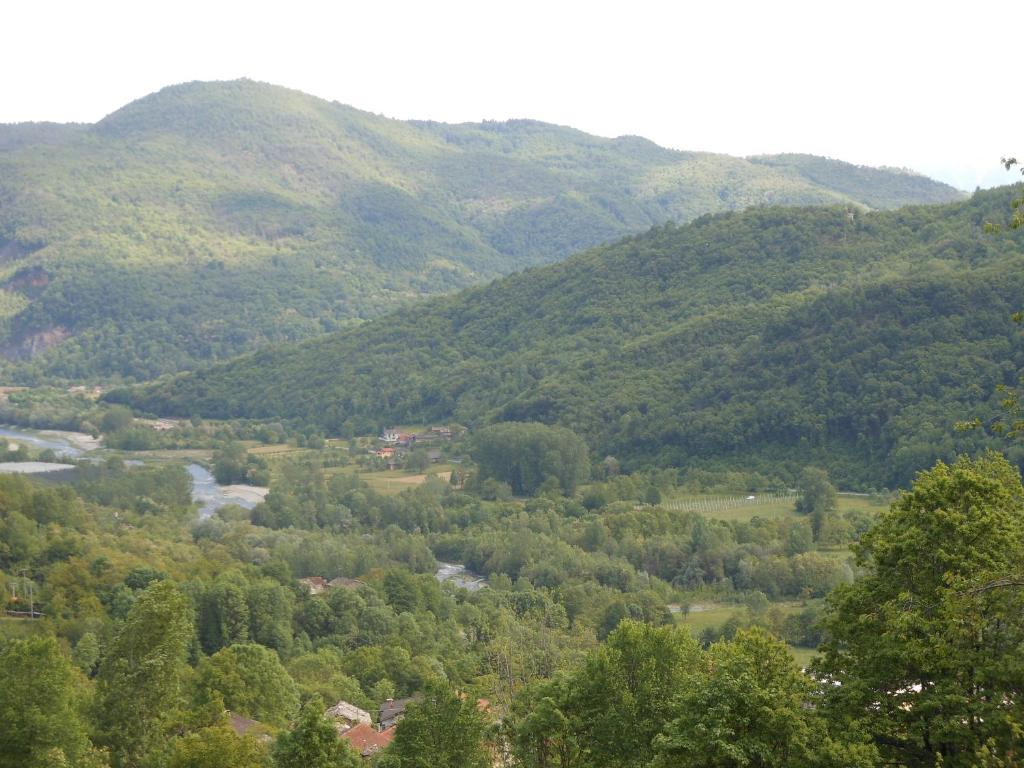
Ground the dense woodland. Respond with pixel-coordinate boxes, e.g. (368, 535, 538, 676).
(117, 186, 1024, 488)
(0, 80, 960, 381)
(0, 428, 1021, 767)
(1, 75, 1022, 768)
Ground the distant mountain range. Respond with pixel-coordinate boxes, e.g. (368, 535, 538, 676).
(0, 79, 963, 381)
(113, 186, 1024, 488)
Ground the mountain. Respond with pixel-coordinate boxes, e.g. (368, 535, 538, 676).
(113, 186, 1024, 488)
(0, 79, 963, 381)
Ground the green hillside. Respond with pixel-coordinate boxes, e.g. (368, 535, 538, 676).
(114, 186, 1024, 488)
(0, 79, 962, 381)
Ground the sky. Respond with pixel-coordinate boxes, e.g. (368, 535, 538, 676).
(4, 0, 1019, 190)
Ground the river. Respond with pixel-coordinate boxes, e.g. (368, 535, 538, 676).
(0, 426, 99, 458)
(186, 463, 268, 520)
(0, 424, 267, 519)
(435, 562, 487, 591)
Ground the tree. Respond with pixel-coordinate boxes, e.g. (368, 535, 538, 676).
(212, 442, 250, 485)
(992, 157, 1023, 231)
(199, 574, 251, 653)
(72, 632, 101, 676)
(651, 629, 877, 768)
(816, 452, 1024, 767)
(509, 683, 581, 768)
(387, 680, 491, 768)
(168, 724, 269, 768)
(99, 406, 134, 435)
(94, 580, 193, 768)
(0, 637, 95, 768)
(384, 570, 420, 614)
(794, 466, 837, 540)
(271, 697, 360, 768)
(561, 620, 700, 768)
(196, 644, 300, 727)
(471, 422, 590, 496)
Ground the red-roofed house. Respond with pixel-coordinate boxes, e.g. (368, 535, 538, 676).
(340, 723, 395, 758)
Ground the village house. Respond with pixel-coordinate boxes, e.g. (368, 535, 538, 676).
(226, 712, 272, 742)
(378, 697, 416, 730)
(380, 428, 400, 444)
(325, 700, 372, 734)
(339, 722, 395, 758)
(328, 576, 365, 590)
(300, 576, 368, 595)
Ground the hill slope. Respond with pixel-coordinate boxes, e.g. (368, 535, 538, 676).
(0, 79, 962, 381)
(114, 186, 1024, 487)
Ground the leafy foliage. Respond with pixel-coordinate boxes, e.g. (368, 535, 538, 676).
(470, 422, 589, 495)
(271, 698, 359, 768)
(0, 80, 962, 381)
(94, 580, 193, 768)
(120, 188, 1024, 487)
(387, 680, 491, 768)
(0, 637, 95, 768)
(196, 644, 300, 727)
(815, 452, 1024, 766)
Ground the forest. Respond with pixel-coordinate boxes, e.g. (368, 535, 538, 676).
(0, 68, 1021, 768)
(115, 186, 1024, 488)
(0, 80, 961, 381)
(0, 416, 1021, 767)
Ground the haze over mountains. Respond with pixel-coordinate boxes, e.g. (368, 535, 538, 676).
(116, 187, 1024, 488)
(0, 79, 963, 381)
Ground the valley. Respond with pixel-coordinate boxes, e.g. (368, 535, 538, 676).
(0, 46, 1020, 767)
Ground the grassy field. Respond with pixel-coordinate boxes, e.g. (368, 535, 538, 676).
(659, 491, 888, 523)
(325, 464, 454, 495)
(673, 600, 818, 668)
(788, 645, 818, 669)
(115, 448, 214, 463)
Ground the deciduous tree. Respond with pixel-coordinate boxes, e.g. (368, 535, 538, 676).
(816, 452, 1024, 767)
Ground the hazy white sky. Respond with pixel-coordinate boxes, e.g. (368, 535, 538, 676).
(4, 0, 1019, 189)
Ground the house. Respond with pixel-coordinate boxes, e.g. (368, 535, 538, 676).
(325, 700, 372, 733)
(340, 722, 395, 758)
(328, 576, 365, 590)
(430, 426, 452, 438)
(426, 449, 443, 463)
(380, 428, 400, 444)
(374, 446, 396, 459)
(397, 433, 415, 447)
(379, 697, 416, 730)
(226, 712, 271, 742)
(299, 576, 329, 595)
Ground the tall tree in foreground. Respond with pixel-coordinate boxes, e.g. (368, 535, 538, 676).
(94, 580, 193, 768)
(168, 724, 269, 768)
(816, 452, 1024, 767)
(0, 636, 99, 768)
(386, 680, 491, 768)
(271, 697, 359, 768)
(195, 643, 300, 727)
(651, 629, 877, 768)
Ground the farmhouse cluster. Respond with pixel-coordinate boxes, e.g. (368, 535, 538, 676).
(371, 425, 453, 468)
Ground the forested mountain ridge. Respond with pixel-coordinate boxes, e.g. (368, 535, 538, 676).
(114, 186, 1024, 488)
(0, 79, 962, 381)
